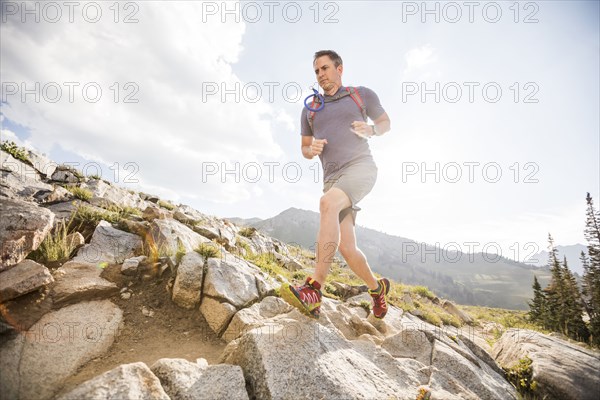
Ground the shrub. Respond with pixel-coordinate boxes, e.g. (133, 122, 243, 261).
(157, 200, 175, 211)
(28, 218, 81, 264)
(195, 242, 221, 259)
(412, 285, 436, 300)
(1, 141, 29, 163)
(504, 356, 538, 398)
(239, 227, 256, 238)
(67, 186, 93, 201)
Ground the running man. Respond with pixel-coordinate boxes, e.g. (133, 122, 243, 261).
(280, 50, 392, 319)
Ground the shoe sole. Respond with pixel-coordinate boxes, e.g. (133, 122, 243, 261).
(372, 278, 391, 319)
(280, 284, 320, 319)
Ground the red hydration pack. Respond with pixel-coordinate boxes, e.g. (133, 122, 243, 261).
(307, 86, 367, 133)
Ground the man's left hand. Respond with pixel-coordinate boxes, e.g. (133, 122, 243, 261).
(350, 121, 374, 138)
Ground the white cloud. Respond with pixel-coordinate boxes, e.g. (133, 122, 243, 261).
(403, 44, 437, 76)
(0, 1, 286, 203)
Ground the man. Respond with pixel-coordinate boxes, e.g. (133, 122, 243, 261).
(280, 50, 392, 319)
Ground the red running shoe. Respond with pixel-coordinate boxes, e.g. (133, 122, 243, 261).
(369, 278, 391, 319)
(280, 277, 322, 319)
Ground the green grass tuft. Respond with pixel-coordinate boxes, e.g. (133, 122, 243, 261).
(1, 140, 30, 164)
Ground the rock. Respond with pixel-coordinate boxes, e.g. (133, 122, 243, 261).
(1, 150, 54, 201)
(0, 197, 54, 271)
(382, 329, 433, 367)
(199, 297, 237, 335)
(442, 300, 474, 324)
(25, 149, 57, 178)
(172, 251, 204, 309)
(72, 220, 142, 265)
(51, 261, 119, 307)
(143, 204, 170, 221)
(492, 328, 600, 400)
(0, 300, 123, 400)
(50, 165, 83, 183)
(121, 255, 146, 276)
(120, 291, 131, 300)
(81, 179, 146, 209)
(141, 306, 155, 317)
(430, 339, 517, 400)
(57, 362, 169, 400)
(223, 296, 292, 342)
(33, 185, 72, 204)
(329, 281, 368, 300)
(221, 316, 420, 399)
(0, 259, 54, 302)
(149, 218, 210, 253)
(202, 257, 274, 308)
(65, 231, 85, 249)
(150, 357, 249, 400)
(283, 258, 304, 272)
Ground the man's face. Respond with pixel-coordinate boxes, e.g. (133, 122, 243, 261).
(314, 56, 343, 92)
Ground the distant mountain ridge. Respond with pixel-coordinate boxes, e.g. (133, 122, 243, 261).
(230, 207, 553, 310)
(530, 243, 589, 276)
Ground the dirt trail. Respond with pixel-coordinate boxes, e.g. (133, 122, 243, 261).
(56, 264, 227, 396)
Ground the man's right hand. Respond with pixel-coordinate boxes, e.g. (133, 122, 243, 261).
(311, 139, 328, 156)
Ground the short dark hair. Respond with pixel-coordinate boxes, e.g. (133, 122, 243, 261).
(313, 50, 343, 68)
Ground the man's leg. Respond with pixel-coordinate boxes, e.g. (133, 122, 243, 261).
(313, 188, 352, 285)
(338, 212, 378, 290)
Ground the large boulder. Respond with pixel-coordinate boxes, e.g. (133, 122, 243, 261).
(492, 328, 600, 400)
(0, 300, 123, 400)
(57, 362, 169, 400)
(223, 296, 292, 343)
(150, 357, 249, 400)
(0, 197, 54, 271)
(0, 259, 54, 302)
(72, 220, 142, 265)
(149, 218, 210, 253)
(81, 178, 147, 209)
(172, 251, 205, 309)
(0, 150, 53, 201)
(221, 313, 422, 399)
(50, 261, 119, 307)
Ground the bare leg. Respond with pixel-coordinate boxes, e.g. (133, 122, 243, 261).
(338, 212, 379, 290)
(313, 188, 352, 285)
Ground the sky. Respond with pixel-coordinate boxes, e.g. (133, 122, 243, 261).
(1, 0, 598, 263)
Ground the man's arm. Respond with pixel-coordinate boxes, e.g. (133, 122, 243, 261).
(372, 112, 391, 136)
(301, 135, 314, 159)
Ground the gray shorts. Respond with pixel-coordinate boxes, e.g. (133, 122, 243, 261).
(322, 158, 378, 225)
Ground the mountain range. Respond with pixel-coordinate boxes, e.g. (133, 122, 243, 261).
(230, 207, 559, 310)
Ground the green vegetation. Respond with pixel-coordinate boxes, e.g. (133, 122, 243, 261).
(526, 194, 600, 347)
(1, 140, 30, 163)
(195, 242, 222, 259)
(235, 236, 252, 255)
(28, 218, 81, 264)
(246, 252, 286, 282)
(411, 285, 436, 300)
(67, 186, 93, 201)
(239, 227, 256, 238)
(72, 203, 123, 226)
(87, 174, 102, 180)
(503, 356, 538, 398)
(157, 200, 175, 211)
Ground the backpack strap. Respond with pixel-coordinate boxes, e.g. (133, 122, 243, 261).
(346, 87, 367, 122)
(307, 86, 367, 132)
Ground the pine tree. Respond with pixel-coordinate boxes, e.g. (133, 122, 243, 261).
(583, 192, 600, 346)
(561, 256, 589, 341)
(543, 234, 565, 332)
(528, 275, 546, 325)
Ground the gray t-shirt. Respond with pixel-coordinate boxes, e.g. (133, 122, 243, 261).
(300, 85, 385, 181)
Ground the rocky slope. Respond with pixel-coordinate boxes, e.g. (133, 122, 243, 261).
(1, 145, 599, 400)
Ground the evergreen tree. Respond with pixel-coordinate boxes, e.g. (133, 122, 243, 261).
(543, 234, 565, 332)
(560, 256, 589, 341)
(528, 275, 546, 324)
(583, 192, 600, 346)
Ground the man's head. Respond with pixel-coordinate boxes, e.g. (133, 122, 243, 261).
(313, 50, 343, 94)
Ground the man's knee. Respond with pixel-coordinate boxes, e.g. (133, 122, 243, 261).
(338, 240, 355, 258)
(319, 189, 350, 215)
